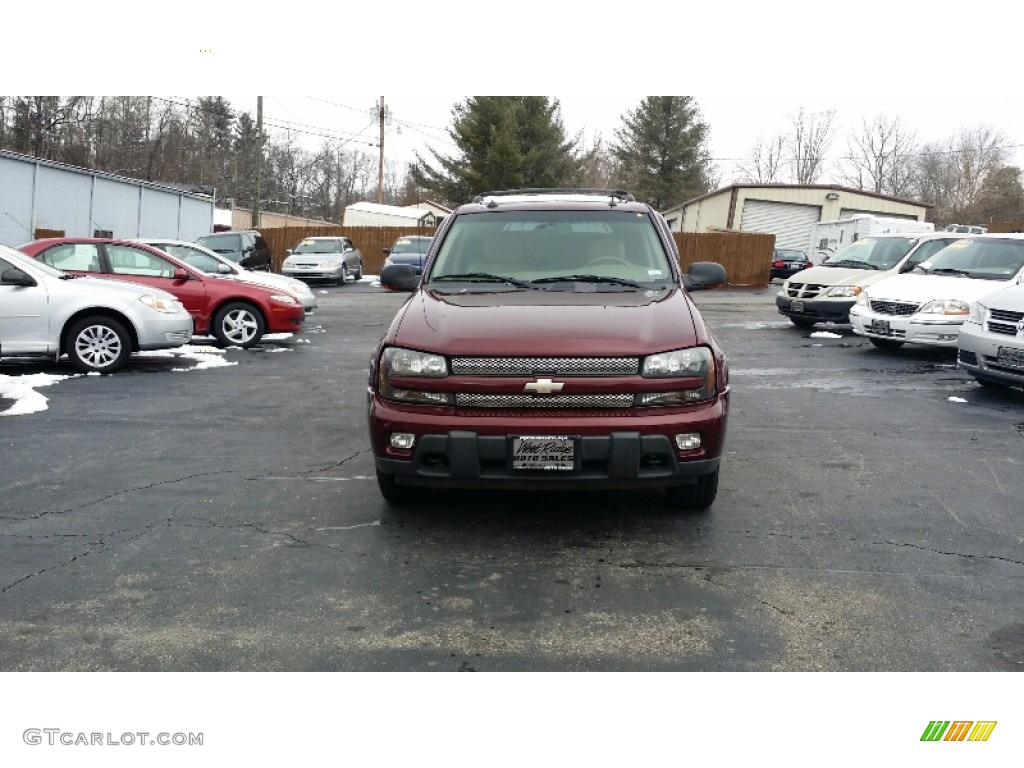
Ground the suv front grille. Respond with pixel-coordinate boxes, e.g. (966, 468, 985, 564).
(988, 307, 1024, 336)
(456, 394, 634, 408)
(451, 356, 639, 376)
(785, 282, 828, 298)
(870, 300, 920, 316)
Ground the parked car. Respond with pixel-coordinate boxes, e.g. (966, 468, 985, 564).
(957, 282, 1024, 390)
(370, 188, 729, 510)
(282, 236, 363, 285)
(133, 238, 317, 315)
(195, 230, 266, 270)
(777, 233, 973, 327)
(849, 235, 1024, 350)
(19, 238, 304, 348)
(770, 248, 812, 281)
(382, 235, 433, 280)
(0, 244, 192, 373)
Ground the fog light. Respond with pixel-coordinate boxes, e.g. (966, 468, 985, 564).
(675, 433, 701, 450)
(390, 432, 416, 449)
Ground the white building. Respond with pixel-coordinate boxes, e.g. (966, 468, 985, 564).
(0, 149, 215, 247)
(341, 201, 450, 228)
(662, 184, 931, 252)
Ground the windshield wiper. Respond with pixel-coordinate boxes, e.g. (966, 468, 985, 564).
(823, 259, 877, 270)
(929, 267, 972, 277)
(531, 274, 648, 289)
(432, 272, 536, 289)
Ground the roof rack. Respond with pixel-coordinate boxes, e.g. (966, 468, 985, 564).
(472, 188, 636, 206)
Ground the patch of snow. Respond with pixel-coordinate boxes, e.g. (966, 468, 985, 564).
(810, 331, 843, 339)
(947, 396, 968, 403)
(0, 373, 74, 416)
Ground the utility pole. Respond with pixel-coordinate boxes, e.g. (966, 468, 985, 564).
(376, 96, 385, 204)
(252, 96, 263, 228)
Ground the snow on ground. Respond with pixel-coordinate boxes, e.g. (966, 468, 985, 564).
(0, 372, 73, 416)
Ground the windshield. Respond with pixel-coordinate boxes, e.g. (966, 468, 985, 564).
(918, 238, 1024, 280)
(822, 237, 915, 270)
(293, 239, 342, 254)
(3, 245, 64, 278)
(428, 210, 673, 289)
(196, 233, 241, 258)
(390, 237, 431, 254)
(156, 243, 229, 273)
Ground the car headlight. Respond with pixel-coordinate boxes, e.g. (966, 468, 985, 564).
(287, 280, 310, 294)
(827, 285, 862, 298)
(640, 347, 716, 404)
(378, 347, 451, 404)
(966, 301, 986, 324)
(139, 295, 185, 313)
(269, 294, 299, 305)
(917, 299, 970, 315)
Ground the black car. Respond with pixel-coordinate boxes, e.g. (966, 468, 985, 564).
(770, 248, 812, 280)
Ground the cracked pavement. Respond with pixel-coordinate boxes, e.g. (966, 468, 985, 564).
(1, 284, 1023, 671)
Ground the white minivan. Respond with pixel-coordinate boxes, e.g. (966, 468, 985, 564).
(776, 232, 972, 328)
(849, 234, 1024, 350)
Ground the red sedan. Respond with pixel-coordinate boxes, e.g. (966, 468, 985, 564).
(19, 238, 304, 347)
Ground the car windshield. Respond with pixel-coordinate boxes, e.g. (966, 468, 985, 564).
(4, 245, 64, 278)
(197, 234, 241, 257)
(154, 243, 228, 273)
(918, 238, 1024, 280)
(390, 237, 431, 254)
(293, 239, 341, 254)
(822, 237, 915, 270)
(776, 250, 806, 260)
(427, 210, 673, 290)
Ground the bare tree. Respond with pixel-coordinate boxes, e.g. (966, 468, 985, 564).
(915, 126, 1009, 225)
(736, 134, 787, 183)
(789, 108, 837, 184)
(835, 113, 918, 197)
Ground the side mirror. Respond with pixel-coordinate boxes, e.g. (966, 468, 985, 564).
(173, 268, 190, 281)
(379, 264, 419, 292)
(1, 268, 37, 287)
(382, 248, 391, 255)
(682, 261, 727, 291)
(286, 249, 293, 255)
(217, 264, 233, 274)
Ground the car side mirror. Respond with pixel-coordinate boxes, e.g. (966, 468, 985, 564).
(173, 268, 190, 281)
(286, 249, 293, 255)
(682, 261, 727, 291)
(382, 248, 391, 255)
(1, 268, 37, 287)
(380, 264, 419, 292)
(217, 264, 233, 274)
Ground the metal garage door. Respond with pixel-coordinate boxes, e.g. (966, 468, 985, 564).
(739, 200, 821, 251)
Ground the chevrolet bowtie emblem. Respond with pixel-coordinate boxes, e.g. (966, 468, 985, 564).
(524, 378, 565, 395)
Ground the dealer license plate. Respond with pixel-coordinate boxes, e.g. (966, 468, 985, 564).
(511, 436, 575, 471)
(996, 346, 1024, 369)
(790, 300, 805, 313)
(868, 319, 891, 335)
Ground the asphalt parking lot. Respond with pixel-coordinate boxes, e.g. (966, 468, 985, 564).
(2, 279, 1023, 671)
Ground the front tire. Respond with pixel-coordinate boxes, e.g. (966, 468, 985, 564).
(212, 302, 265, 348)
(352, 261, 363, 281)
(789, 317, 816, 328)
(868, 337, 904, 350)
(376, 469, 417, 504)
(66, 316, 132, 374)
(665, 470, 718, 511)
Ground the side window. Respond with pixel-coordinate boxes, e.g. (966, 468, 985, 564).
(37, 243, 101, 272)
(106, 245, 176, 278)
(165, 245, 220, 272)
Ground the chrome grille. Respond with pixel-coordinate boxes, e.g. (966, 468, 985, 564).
(450, 357, 639, 376)
(785, 282, 828, 298)
(869, 300, 919, 316)
(988, 308, 1024, 336)
(456, 394, 634, 408)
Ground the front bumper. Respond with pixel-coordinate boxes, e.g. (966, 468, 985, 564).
(849, 306, 964, 347)
(283, 265, 345, 282)
(135, 314, 194, 350)
(368, 393, 728, 490)
(776, 293, 855, 324)
(957, 322, 1024, 386)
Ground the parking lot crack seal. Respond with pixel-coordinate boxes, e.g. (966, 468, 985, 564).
(1, 545, 102, 594)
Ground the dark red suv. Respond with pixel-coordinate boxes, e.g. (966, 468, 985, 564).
(19, 238, 304, 347)
(370, 189, 730, 510)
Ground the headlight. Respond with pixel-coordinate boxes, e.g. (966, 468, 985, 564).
(139, 295, 185, 313)
(378, 347, 451, 404)
(917, 299, 970, 315)
(827, 285, 862, 298)
(640, 347, 716, 404)
(269, 294, 298, 305)
(966, 301, 986, 324)
(287, 280, 310, 293)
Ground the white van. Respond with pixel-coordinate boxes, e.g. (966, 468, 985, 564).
(849, 234, 1024, 350)
(776, 232, 973, 327)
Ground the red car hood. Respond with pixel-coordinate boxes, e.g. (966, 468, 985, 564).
(391, 288, 700, 356)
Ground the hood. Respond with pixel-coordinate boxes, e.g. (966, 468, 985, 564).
(791, 264, 898, 288)
(867, 273, 1020, 303)
(980, 283, 1024, 312)
(390, 288, 699, 356)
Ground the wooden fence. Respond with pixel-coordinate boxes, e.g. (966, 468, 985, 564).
(259, 225, 775, 285)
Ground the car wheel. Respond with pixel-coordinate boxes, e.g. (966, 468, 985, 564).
(974, 375, 1010, 389)
(789, 317, 816, 328)
(212, 302, 265, 348)
(665, 470, 718, 511)
(868, 338, 904, 350)
(66, 315, 132, 374)
(376, 469, 417, 504)
(337, 267, 347, 286)
(353, 261, 363, 281)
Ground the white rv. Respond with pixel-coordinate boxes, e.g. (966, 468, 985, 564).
(809, 214, 934, 264)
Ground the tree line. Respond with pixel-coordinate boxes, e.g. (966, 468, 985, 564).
(2, 96, 1021, 227)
